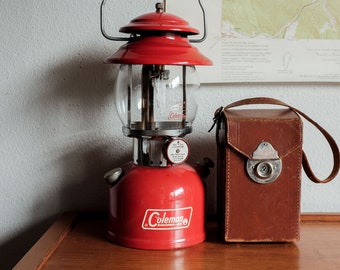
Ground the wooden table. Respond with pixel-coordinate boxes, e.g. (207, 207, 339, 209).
(14, 213, 340, 269)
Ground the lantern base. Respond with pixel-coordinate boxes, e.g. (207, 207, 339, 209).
(107, 230, 205, 250)
(106, 163, 206, 250)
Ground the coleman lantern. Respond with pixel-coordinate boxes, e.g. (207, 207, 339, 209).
(101, 0, 212, 249)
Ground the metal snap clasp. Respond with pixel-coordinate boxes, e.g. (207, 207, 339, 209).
(246, 142, 282, 184)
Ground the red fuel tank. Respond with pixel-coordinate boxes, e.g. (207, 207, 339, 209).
(107, 163, 206, 250)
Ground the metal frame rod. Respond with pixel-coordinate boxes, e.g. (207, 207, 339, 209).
(182, 66, 187, 128)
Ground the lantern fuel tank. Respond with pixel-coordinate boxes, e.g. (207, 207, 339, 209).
(105, 162, 206, 250)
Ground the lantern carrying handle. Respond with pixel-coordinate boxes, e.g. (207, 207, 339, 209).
(100, 0, 129, 41)
(100, 0, 207, 43)
(189, 0, 207, 43)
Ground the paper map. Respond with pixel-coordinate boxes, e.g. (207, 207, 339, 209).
(168, 0, 340, 83)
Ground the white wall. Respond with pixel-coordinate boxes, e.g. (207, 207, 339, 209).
(1, 0, 339, 268)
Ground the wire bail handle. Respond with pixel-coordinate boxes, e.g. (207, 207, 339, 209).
(100, 0, 207, 43)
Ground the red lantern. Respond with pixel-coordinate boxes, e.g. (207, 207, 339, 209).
(102, 1, 212, 250)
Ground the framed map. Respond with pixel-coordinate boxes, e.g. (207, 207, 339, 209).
(168, 0, 340, 83)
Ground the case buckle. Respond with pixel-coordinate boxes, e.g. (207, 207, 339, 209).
(246, 142, 282, 184)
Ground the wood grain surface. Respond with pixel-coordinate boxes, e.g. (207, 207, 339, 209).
(14, 213, 340, 270)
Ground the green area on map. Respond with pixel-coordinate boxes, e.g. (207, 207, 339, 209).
(222, 0, 340, 39)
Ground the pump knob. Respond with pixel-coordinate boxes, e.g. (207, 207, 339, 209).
(104, 168, 123, 186)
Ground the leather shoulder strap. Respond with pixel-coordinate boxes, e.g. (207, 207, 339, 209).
(223, 97, 340, 183)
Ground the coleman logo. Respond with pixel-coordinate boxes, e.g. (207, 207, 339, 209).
(168, 103, 185, 120)
(169, 111, 186, 120)
(142, 207, 193, 230)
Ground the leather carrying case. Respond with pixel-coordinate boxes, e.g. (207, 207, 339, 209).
(213, 97, 339, 242)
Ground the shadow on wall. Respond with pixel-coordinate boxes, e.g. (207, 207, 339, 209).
(38, 49, 118, 129)
(34, 48, 130, 211)
(2, 49, 131, 269)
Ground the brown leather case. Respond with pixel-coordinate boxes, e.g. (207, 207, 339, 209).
(214, 98, 339, 243)
(217, 108, 303, 242)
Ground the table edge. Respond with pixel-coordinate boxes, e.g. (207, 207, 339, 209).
(13, 212, 77, 270)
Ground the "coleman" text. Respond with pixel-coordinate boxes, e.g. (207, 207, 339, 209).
(142, 207, 192, 230)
